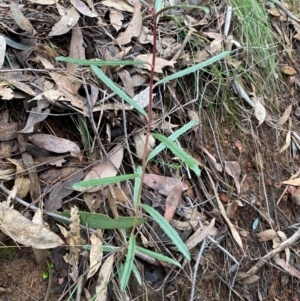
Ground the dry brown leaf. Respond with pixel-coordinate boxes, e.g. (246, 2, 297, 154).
(80, 144, 124, 192)
(234, 140, 243, 153)
(40, 167, 78, 185)
(48, 7, 80, 36)
(10, 2, 37, 35)
(281, 65, 297, 75)
(0, 201, 63, 248)
(0, 122, 18, 141)
(28, 0, 56, 4)
(29, 134, 81, 157)
(45, 170, 84, 211)
(136, 54, 175, 73)
(253, 151, 264, 169)
(102, 0, 134, 13)
(133, 87, 154, 108)
(243, 275, 260, 284)
(71, 0, 97, 17)
(133, 131, 155, 159)
(118, 70, 134, 97)
(143, 174, 188, 196)
(273, 230, 290, 264)
(139, 26, 154, 44)
(283, 178, 300, 186)
(116, 4, 142, 45)
(109, 10, 124, 32)
(200, 146, 222, 172)
(0, 84, 13, 100)
(87, 234, 103, 280)
(278, 104, 292, 125)
(95, 253, 115, 301)
(185, 219, 217, 250)
(21, 99, 50, 133)
(84, 192, 103, 212)
(68, 24, 85, 73)
(274, 254, 300, 279)
(164, 181, 183, 222)
(256, 229, 277, 242)
(224, 161, 241, 194)
(253, 96, 266, 126)
(268, 7, 280, 16)
(279, 129, 291, 153)
(0, 75, 36, 96)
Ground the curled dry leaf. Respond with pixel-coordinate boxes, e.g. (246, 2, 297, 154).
(283, 178, 300, 186)
(256, 229, 277, 242)
(281, 65, 297, 76)
(116, 4, 142, 45)
(48, 7, 80, 36)
(87, 234, 103, 280)
(273, 230, 290, 264)
(79, 144, 124, 192)
(242, 275, 260, 284)
(253, 97, 266, 126)
(274, 254, 300, 279)
(0, 201, 63, 249)
(21, 99, 50, 133)
(71, 0, 97, 17)
(224, 161, 241, 194)
(185, 219, 217, 250)
(136, 54, 175, 73)
(143, 174, 188, 196)
(164, 181, 183, 222)
(102, 0, 134, 13)
(110, 10, 124, 32)
(201, 146, 222, 172)
(133, 131, 155, 160)
(29, 134, 81, 157)
(278, 104, 292, 125)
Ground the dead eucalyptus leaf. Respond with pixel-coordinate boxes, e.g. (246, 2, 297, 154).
(143, 174, 188, 196)
(256, 229, 277, 242)
(133, 131, 155, 160)
(281, 65, 297, 75)
(29, 134, 81, 157)
(164, 181, 183, 222)
(274, 255, 300, 279)
(278, 104, 292, 125)
(136, 54, 175, 73)
(224, 161, 241, 194)
(0, 202, 63, 248)
(116, 4, 141, 45)
(87, 234, 103, 279)
(79, 144, 124, 192)
(71, 0, 97, 17)
(283, 178, 300, 186)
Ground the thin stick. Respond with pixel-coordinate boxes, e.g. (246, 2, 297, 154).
(237, 227, 300, 280)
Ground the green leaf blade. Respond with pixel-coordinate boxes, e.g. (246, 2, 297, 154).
(152, 133, 201, 176)
(141, 204, 190, 261)
(54, 211, 145, 229)
(120, 234, 136, 291)
(72, 174, 139, 189)
(56, 56, 145, 67)
(147, 120, 197, 161)
(91, 66, 147, 116)
(133, 166, 143, 208)
(136, 246, 181, 267)
(157, 51, 231, 85)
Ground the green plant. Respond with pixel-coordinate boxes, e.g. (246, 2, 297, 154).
(56, 0, 230, 292)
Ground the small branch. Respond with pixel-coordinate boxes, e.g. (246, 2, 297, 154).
(237, 227, 300, 280)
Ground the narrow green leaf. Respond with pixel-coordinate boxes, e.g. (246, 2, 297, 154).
(91, 66, 147, 116)
(152, 133, 201, 176)
(72, 174, 139, 189)
(147, 120, 197, 161)
(120, 234, 136, 291)
(56, 56, 145, 66)
(131, 263, 142, 286)
(136, 246, 181, 267)
(54, 211, 145, 229)
(141, 204, 190, 260)
(157, 51, 230, 85)
(133, 166, 143, 208)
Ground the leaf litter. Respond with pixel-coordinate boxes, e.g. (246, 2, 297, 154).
(1, 0, 300, 299)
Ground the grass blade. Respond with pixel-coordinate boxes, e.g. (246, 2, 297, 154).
(152, 133, 201, 176)
(147, 120, 197, 161)
(56, 56, 145, 66)
(136, 246, 181, 267)
(54, 211, 145, 229)
(120, 234, 136, 291)
(72, 174, 139, 189)
(133, 166, 142, 208)
(91, 66, 147, 116)
(157, 51, 230, 85)
(141, 204, 190, 260)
